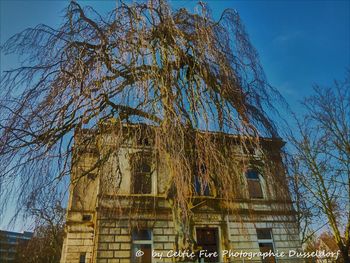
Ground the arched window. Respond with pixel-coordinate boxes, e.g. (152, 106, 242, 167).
(246, 169, 264, 199)
(194, 175, 210, 196)
(131, 157, 152, 194)
(194, 163, 210, 196)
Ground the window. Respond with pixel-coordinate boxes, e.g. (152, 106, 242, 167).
(256, 228, 275, 263)
(132, 229, 152, 240)
(131, 157, 152, 194)
(131, 229, 152, 263)
(257, 228, 272, 240)
(246, 169, 264, 199)
(137, 137, 151, 146)
(194, 175, 210, 196)
(243, 146, 255, 155)
(194, 163, 210, 196)
(82, 214, 92, 221)
(79, 253, 86, 263)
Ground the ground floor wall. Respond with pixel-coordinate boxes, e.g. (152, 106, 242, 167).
(60, 210, 302, 263)
(60, 211, 96, 263)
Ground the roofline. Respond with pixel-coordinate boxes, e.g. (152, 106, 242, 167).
(76, 121, 285, 147)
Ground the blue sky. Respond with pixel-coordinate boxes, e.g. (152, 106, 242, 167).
(1, 0, 349, 107)
(0, 0, 349, 231)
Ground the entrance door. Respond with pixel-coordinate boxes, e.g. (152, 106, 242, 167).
(196, 228, 219, 262)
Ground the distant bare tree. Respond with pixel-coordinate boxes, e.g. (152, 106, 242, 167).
(14, 202, 65, 263)
(288, 158, 317, 244)
(0, 0, 285, 249)
(288, 75, 350, 261)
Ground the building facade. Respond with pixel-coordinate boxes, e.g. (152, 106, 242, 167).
(60, 124, 301, 263)
(0, 230, 33, 262)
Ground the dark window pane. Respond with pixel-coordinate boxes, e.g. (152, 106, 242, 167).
(136, 163, 151, 173)
(82, 214, 91, 221)
(247, 180, 264, 199)
(132, 157, 152, 194)
(132, 229, 152, 240)
(246, 169, 259, 179)
(257, 229, 272, 239)
(132, 244, 152, 263)
(194, 176, 210, 196)
(132, 173, 152, 194)
(79, 253, 86, 263)
(137, 137, 150, 146)
(243, 146, 255, 155)
(198, 163, 206, 175)
(259, 242, 276, 263)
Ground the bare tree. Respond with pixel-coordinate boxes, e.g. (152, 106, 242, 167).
(288, 75, 350, 261)
(0, 0, 285, 249)
(14, 201, 65, 263)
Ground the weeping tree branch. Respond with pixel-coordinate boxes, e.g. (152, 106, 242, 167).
(0, 0, 286, 249)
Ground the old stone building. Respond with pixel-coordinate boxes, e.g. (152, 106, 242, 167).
(60, 123, 301, 263)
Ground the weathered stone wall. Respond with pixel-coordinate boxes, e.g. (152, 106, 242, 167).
(60, 216, 95, 263)
(61, 204, 301, 262)
(95, 216, 177, 263)
(60, 129, 301, 263)
(227, 216, 301, 262)
(61, 211, 300, 262)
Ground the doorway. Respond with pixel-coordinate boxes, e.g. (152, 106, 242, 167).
(196, 227, 219, 262)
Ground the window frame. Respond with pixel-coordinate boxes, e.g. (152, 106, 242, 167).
(130, 154, 155, 195)
(245, 169, 264, 199)
(131, 229, 153, 263)
(256, 228, 276, 263)
(193, 162, 212, 197)
(194, 175, 211, 196)
(79, 252, 86, 263)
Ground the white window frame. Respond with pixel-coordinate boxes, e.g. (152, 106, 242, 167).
(131, 229, 153, 263)
(256, 228, 276, 262)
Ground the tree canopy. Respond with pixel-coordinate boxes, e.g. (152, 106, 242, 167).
(0, 0, 284, 246)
